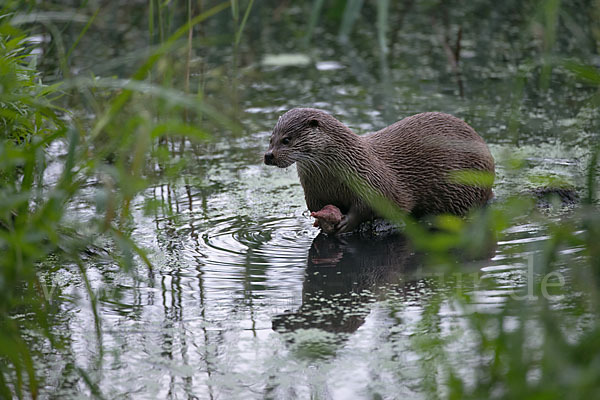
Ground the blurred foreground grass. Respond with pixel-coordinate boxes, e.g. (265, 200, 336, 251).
(0, 1, 237, 396)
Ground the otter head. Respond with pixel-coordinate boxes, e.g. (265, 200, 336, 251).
(264, 108, 339, 168)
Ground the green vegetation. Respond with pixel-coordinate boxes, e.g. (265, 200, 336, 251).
(1, 1, 234, 396)
(0, 0, 599, 398)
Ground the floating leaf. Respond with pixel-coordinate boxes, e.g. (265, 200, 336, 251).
(261, 53, 311, 67)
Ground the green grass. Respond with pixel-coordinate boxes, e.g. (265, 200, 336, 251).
(0, 1, 234, 396)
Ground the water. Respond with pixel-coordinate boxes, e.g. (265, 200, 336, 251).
(39, 124, 586, 398)
(24, 5, 598, 399)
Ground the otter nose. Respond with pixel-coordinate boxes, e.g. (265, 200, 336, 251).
(264, 151, 274, 165)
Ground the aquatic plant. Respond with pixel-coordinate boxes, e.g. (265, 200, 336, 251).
(0, 1, 232, 396)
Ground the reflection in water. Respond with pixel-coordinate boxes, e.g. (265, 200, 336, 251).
(274, 230, 498, 336)
(273, 233, 420, 335)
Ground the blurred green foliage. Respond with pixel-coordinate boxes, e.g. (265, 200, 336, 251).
(0, 17, 64, 398)
(0, 1, 234, 396)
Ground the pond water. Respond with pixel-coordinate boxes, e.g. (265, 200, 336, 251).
(27, 5, 598, 399)
(43, 103, 587, 398)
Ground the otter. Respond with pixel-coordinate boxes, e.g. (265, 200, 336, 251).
(264, 108, 495, 234)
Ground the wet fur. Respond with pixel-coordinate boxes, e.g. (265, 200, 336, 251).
(265, 108, 495, 233)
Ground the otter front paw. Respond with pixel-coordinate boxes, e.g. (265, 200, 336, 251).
(334, 212, 360, 234)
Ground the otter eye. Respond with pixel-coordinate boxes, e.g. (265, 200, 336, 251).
(281, 137, 291, 145)
(308, 119, 319, 128)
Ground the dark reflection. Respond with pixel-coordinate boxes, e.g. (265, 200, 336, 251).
(272, 232, 423, 334)
(273, 230, 496, 335)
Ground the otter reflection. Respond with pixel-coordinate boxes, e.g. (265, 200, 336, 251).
(273, 230, 495, 335)
(272, 232, 424, 334)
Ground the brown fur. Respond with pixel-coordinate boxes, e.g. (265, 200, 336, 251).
(264, 108, 495, 233)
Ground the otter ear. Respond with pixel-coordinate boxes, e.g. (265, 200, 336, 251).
(308, 119, 319, 128)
